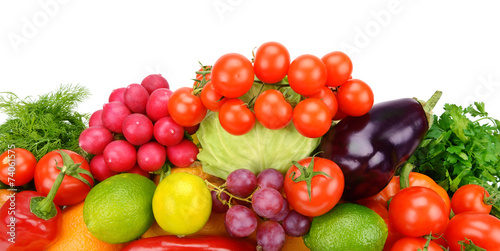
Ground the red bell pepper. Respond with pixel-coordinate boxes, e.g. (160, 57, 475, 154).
(122, 235, 257, 251)
(0, 150, 93, 250)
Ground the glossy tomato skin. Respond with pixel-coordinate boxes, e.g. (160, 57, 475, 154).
(390, 237, 442, 251)
(306, 86, 338, 119)
(34, 150, 93, 206)
(168, 87, 207, 127)
(0, 148, 36, 186)
(292, 98, 332, 138)
(288, 54, 327, 96)
(321, 51, 353, 87)
(284, 157, 344, 217)
(388, 187, 448, 237)
(0, 190, 62, 251)
(445, 212, 500, 251)
(336, 79, 374, 117)
(219, 99, 255, 136)
(254, 41, 290, 84)
(254, 89, 292, 130)
(200, 82, 227, 112)
(451, 184, 492, 215)
(211, 53, 254, 98)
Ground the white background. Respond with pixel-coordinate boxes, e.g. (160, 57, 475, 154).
(1, 0, 500, 124)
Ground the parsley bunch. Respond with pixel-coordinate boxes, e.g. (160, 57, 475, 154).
(0, 84, 90, 160)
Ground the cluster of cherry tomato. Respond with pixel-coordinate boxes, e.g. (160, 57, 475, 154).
(167, 41, 374, 138)
(358, 168, 500, 251)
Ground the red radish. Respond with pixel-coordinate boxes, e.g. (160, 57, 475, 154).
(141, 74, 169, 94)
(109, 87, 126, 103)
(89, 154, 118, 181)
(78, 126, 114, 155)
(154, 116, 184, 146)
(103, 140, 137, 172)
(137, 142, 167, 172)
(127, 165, 151, 179)
(166, 139, 199, 167)
(184, 124, 200, 135)
(89, 109, 104, 127)
(124, 83, 149, 114)
(102, 101, 131, 133)
(146, 88, 173, 122)
(122, 114, 154, 146)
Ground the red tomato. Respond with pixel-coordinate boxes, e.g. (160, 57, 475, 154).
(445, 212, 500, 251)
(287, 54, 327, 96)
(34, 150, 93, 206)
(451, 184, 492, 215)
(0, 148, 36, 186)
(253, 41, 290, 84)
(200, 82, 227, 112)
(306, 86, 338, 119)
(359, 172, 451, 216)
(292, 98, 331, 138)
(383, 219, 405, 251)
(321, 51, 353, 87)
(284, 156, 344, 217)
(388, 187, 449, 237)
(211, 53, 254, 98)
(390, 237, 442, 251)
(168, 87, 207, 127)
(219, 99, 255, 136)
(254, 89, 292, 130)
(336, 79, 374, 117)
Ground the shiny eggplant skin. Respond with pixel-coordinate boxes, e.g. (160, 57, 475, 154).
(318, 98, 429, 201)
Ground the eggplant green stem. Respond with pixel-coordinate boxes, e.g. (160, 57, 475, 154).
(414, 90, 442, 129)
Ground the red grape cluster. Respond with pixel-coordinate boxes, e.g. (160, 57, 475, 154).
(78, 74, 199, 181)
(209, 168, 311, 251)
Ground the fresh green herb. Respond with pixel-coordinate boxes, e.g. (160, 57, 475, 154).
(0, 84, 90, 160)
(408, 102, 500, 216)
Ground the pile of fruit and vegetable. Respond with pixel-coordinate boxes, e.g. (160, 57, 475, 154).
(1, 41, 500, 251)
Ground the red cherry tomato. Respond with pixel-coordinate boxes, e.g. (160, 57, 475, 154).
(321, 51, 353, 87)
(254, 41, 290, 84)
(0, 148, 36, 186)
(388, 186, 449, 237)
(254, 89, 292, 130)
(445, 212, 500, 251)
(287, 54, 327, 96)
(211, 53, 254, 98)
(451, 184, 492, 215)
(336, 79, 374, 117)
(219, 99, 255, 136)
(284, 156, 344, 217)
(200, 82, 227, 112)
(168, 87, 207, 127)
(34, 150, 93, 206)
(390, 237, 442, 251)
(306, 86, 338, 119)
(292, 98, 331, 138)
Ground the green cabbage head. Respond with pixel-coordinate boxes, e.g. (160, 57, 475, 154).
(197, 111, 321, 179)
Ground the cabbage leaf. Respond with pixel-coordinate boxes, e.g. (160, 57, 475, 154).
(197, 111, 321, 179)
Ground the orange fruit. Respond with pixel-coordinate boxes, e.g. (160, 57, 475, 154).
(0, 189, 14, 208)
(283, 235, 310, 251)
(46, 202, 128, 251)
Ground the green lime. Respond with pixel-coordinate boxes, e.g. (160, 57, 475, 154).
(83, 173, 156, 244)
(303, 203, 388, 251)
(152, 172, 212, 235)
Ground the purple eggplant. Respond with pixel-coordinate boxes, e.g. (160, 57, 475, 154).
(318, 91, 442, 201)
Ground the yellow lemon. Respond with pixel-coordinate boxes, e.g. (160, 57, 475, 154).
(152, 172, 212, 235)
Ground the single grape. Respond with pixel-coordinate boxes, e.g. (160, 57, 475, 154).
(226, 169, 257, 198)
(269, 197, 290, 222)
(256, 221, 286, 251)
(225, 205, 258, 237)
(257, 169, 284, 191)
(252, 187, 283, 219)
(211, 190, 230, 214)
(282, 210, 311, 237)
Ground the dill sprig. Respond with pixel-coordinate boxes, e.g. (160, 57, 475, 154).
(0, 84, 91, 160)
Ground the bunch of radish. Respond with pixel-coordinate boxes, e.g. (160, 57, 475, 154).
(79, 74, 199, 181)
